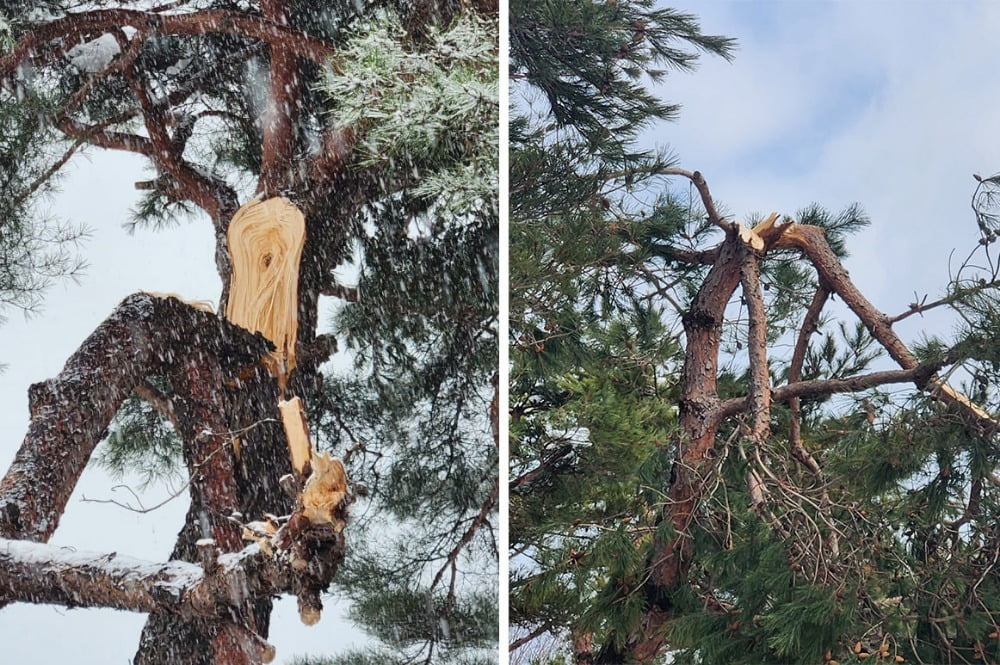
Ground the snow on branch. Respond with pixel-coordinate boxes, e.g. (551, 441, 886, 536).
(0, 293, 273, 542)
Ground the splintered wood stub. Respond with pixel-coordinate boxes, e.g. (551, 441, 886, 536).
(278, 397, 312, 476)
(301, 451, 348, 529)
(225, 197, 306, 385)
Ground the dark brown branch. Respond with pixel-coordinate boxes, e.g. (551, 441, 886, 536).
(0, 293, 272, 542)
(10, 138, 85, 208)
(889, 279, 1000, 324)
(125, 63, 236, 221)
(660, 168, 728, 230)
(59, 27, 144, 119)
(56, 117, 153, 156)
(297, 333, 339, 368)
(0, 532, 339, 642)
(1, 9, 336, 78)
(510, 443, 575, 493)
(788, 286, 829, 474)
(257, 0, 302, 197)
(775, 223, 997, 429)
(134, 379, 182, 432)
(430, 479, 498, 591)
(648, 242, 719, 265)
(510, 623, 551, 652)
(716, 364, 950, 420)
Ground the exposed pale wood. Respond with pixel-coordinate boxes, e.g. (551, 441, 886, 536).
(226, 197, 306, 388)
(737, 222, 764, 250)
(300, 452, 348, 529)
(143, 291, 215, 313)
(751, 211, 791, 246)
(278, 397, 312, 476)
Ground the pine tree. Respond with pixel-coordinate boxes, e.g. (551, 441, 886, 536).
(0, 2, 496, 664)
(510, 3, 1000, 664)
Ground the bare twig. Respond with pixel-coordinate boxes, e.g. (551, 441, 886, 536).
(660, 168, 729, 230)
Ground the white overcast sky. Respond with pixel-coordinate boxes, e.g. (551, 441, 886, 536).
(0, 145, 369, 661)
(3, 1, 1000, 663)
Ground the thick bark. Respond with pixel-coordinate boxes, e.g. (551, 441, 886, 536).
(126, 64, 238, 223)
(0, 530, 341, 665)
(603, 231, 749, 662)
(258, 0, 302, 198)
(603, 207, 999, 662)
(0, 537, 272, 618)
(0, 293, 270, 542)
(0, 288, 347, 664)
(0, 7, 372, 661)
(136, 205, 348, 662)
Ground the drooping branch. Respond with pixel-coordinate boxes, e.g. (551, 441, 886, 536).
(0, 293, 272, 542)
(774, 223, 997, 429)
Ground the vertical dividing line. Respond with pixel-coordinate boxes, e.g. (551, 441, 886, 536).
(497, 0, 511, 660)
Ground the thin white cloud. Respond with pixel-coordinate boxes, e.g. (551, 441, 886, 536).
(647, 1, 1000, 315)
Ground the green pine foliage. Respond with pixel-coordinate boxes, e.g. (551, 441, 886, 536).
(510, 1, 736, 659)
(302, 10, 499, 665)
(512, 3, 1000, 664)
(0, 94, 87, 326)
(1, 1, 496, 662)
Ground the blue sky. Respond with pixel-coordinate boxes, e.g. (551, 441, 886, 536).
(4, 2, 1000, 662)
(635, 1, 1000, 345)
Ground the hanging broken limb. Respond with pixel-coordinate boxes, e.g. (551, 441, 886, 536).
(0, 290, 348, 655)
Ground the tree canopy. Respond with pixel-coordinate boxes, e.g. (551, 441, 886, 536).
(0, 1, 497, 663)
(510, 3, 1000, 664)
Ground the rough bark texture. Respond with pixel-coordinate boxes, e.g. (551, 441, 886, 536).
(0, 294, 271, 542)
(0, 536, 315, 621)
(0, 3, 415, 662)
(596, 210, 1000, 662)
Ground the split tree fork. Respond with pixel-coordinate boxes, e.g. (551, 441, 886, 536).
(0, 3, 415, 664)
(560, 169, 998, 663)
